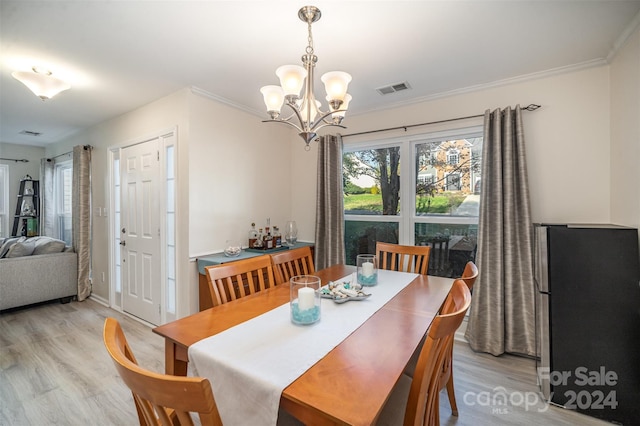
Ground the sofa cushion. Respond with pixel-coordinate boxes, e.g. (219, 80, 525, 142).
(32, 237, 67, 255)
(6, 239, 37, 258)
(0, 237, 25, 258)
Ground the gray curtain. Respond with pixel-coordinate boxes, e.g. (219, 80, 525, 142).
(73, 145, 92, 301)
(39, 158, 55, 236)
(464, 105, 536, 357)
(314, 134, 345, 270)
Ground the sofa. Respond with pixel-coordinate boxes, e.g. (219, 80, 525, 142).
(0, 236, 78, 311)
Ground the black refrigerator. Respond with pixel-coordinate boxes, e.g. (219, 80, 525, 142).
(534, 224, 640, 425)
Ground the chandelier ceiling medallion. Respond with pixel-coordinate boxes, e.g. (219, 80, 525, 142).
(12, 66, 71, 101)
(260, 5, 352, 150)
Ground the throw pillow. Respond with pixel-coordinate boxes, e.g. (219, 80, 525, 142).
(0, 237, 25, 258)
(33, 237, 67, 255)
(6, 239, 37, 258)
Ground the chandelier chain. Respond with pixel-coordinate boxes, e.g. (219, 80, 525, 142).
(306, 20, 314, 56)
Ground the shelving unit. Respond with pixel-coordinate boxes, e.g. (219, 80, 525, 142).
(11, 178, 40, 237)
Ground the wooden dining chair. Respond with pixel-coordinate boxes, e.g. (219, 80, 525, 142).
(270, 246, 315, 285)
(205, 254, 277, 306)
(404, 261, 479, 417)
(103, 317, 223, 426)
(377, 279, 472, 426)
(437, 260, 478, 417)
(376, 241, 431, 275)
(460, 260, 479, 290)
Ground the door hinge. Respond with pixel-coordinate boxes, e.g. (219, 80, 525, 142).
(158, 304, 161, 315)
(157, 150, 160, 161)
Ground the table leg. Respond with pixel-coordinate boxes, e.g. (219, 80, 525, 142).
(165, 341, 188, 376)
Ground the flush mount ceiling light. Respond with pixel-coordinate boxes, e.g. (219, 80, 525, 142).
(12, 66, 71, 100)
(260, 5, 352, 150)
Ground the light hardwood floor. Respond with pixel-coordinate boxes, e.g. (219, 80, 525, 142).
(1, 299, 611, 425)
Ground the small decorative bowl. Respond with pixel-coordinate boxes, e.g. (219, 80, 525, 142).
(224, 241, 242, 257)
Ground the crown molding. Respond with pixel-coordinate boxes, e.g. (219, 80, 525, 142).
(190, 86, 263, 117)
(352, 58, 608, 117)
(606, 9, 640, 63)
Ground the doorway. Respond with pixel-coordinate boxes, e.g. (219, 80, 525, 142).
(109, 129, 177, 325)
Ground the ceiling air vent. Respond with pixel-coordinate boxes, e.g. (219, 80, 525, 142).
(20, 130, 42, 137)
(376, 81, 411, 95)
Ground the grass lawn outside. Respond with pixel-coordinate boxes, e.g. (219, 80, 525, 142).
(343, 193, 466, 214)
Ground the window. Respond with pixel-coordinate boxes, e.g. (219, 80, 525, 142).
(55, 161, 73, 245)
(343, 128, 482, 277)
(0, 164, 8, 237)
(447, 149, 460, 165)
(445, 173, 461, 191)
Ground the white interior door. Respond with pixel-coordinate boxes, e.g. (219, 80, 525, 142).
(120, 139, 161, 325)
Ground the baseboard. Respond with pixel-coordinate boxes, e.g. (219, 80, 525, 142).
(89, 294, 109, 307)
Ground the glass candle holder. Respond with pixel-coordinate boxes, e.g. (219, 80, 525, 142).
(224, 240, 242, 257)
(290, 275, 321, 325)
(357, 254, 378, 286)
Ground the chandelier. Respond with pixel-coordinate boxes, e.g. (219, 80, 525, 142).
(260, 6, 352, 150)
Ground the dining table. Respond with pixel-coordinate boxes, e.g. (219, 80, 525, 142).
(152, 264, 454, 425)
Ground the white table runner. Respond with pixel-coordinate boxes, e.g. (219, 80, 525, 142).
(188, 269, 418, 426)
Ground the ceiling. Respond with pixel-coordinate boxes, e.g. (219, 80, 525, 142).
(1, 1, 639, 147)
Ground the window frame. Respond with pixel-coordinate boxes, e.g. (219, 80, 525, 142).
(344, 125, 483, 247)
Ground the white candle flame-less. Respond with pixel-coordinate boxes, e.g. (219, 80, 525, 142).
(297, 286, 315, 311)
(362, 261, 374, 278)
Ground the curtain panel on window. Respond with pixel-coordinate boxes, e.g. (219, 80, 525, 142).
(464, 105, 536, 357)
(73, 145, 92, 301)
(39, 158, 55, 237)
(314, 135, 346, 270)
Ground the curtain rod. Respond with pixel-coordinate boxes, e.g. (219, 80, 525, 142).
(47, 151, 72, 161)
(0, 157, 29, 162)
(341, 103, 541, 138)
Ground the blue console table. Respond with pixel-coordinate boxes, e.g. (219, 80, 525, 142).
(196, 242, 315, 310)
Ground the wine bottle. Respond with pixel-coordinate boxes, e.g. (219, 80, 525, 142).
(248, 222, 258, 248)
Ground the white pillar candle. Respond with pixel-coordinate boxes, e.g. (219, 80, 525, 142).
(362, 261, 374, 277)
(298, 287, 315, 311)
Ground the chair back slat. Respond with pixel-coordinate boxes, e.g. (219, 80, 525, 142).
(103, 318, 223, 426)
(376, 242, 431, 275)
(270, 246, 316, 285)
(205, 255, 277, 306)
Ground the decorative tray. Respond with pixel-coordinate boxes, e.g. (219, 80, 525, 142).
(319, 280, 371, 304)
(245, 246, 289, 253)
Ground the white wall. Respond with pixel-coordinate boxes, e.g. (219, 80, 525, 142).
(188, 92, 293, 256)
(0, 142, 44, 237)
(292, 65, 613, 236)
(187, 91, 295, 313)
(610, 24, 640, 231)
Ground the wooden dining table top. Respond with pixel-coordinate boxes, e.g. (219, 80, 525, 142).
(152, 264, 454, 426)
